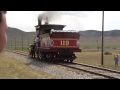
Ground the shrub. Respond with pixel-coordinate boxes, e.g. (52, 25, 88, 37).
(104, 52, 112, 55)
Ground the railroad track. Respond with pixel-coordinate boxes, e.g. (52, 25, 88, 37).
(5, 49, 120, 79)
(56, 62, 120, 79)
(5, 49, 29, 56)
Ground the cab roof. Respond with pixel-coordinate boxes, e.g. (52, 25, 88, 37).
(35, 24, 66, 30)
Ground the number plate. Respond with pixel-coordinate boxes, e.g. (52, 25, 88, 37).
(51, 39, 78, 48)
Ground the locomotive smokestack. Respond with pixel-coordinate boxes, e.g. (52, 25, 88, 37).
(45, 16, 49, 25)
(38, 14, 44, 25)
(38, 19, 41, 25)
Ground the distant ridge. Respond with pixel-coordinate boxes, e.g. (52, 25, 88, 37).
(7, 27, 120, 37)
(79, 30, 120, 37)
(6, 27, 120, 49)
(7, 27, 120, 41)
(7, 27, 35, 38)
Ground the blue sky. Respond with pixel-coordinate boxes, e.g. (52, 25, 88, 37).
(6, 11, 120, 32)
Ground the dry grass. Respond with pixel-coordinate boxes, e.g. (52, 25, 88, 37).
(0, 53, 55, 79)
(75, 49, 120, 71)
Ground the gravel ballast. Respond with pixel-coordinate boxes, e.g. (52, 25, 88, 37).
(3, 51, 104, 79)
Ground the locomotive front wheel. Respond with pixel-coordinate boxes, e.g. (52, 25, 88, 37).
(37, 51, 39, 59)
(39, 53, 43, 60)
(46, 53, 53, 62)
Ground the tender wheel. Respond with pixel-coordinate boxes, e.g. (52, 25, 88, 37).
(66, 59, 69, 62)
(52, 53, 57, 62)
(70, 60, 73, 63)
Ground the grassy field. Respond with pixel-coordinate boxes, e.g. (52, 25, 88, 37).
(4, 39, 120, 72)
(5, 48, 120, 71)
(0, 53, 55, 79)
(80, 41, 120, 49)
(75, 49, 120, 71)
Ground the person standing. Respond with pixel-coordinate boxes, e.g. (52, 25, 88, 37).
(114, 54, 119, 67)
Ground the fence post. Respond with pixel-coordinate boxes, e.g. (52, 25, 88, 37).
(22, 34, 23, 50)
(28, 38, 29, 46)
(15, 37, 16, 50)
(11, 40, 12, 49)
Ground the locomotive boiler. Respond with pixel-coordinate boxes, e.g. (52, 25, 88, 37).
(29, 17, 81, 63)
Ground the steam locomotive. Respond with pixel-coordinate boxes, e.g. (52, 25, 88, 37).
(29, 17, 81, 63)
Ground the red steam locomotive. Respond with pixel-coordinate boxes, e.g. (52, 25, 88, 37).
(29, 17, 81, 63)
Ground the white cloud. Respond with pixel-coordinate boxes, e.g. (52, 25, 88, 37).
(5, 11, 120, 32)
(104, 11, 120, 30)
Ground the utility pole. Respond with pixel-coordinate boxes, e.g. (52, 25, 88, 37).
(101, 11, 104, 65)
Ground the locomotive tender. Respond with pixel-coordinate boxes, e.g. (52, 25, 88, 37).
(29, 17, 81, 63)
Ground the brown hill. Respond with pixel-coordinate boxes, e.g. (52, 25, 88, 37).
(6, 27, 120, 49)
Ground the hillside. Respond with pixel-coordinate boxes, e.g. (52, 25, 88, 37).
(7, 27, 35, 39)
(7, 27, 120, 38)
(79, 30, 120, 37)
(6, 27, 120, 49)
(6, 27, 35, 49)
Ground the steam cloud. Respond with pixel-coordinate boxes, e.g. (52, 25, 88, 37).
(37, 11, 85, 30)
(38, 11, 63, 24)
